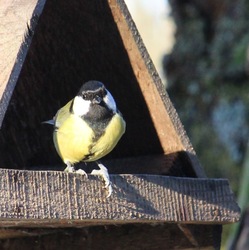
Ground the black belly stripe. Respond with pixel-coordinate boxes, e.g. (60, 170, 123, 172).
(82, 152, 95, 161)
(81, 114, 114, 161)
(82, 103, 114, 148)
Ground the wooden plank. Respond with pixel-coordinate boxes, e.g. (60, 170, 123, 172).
(0, 0, 45, 126)
(0, 224, 219, 249)
(109, 0, 183, 155)
(0, 169, 240, 227)
(178, 224, 222, 249)
(109, 0, 206, 178)
(0, 228, 46, 239)
(33, 154, 198, 177)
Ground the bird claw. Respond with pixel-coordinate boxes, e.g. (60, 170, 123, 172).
(64, 162, 88, 178)
(64, 162, 112, 197)
(91, 163, 112, 198)
(75, 169, 88, 178)
(64, 164, 75, 173)
(106, 183, 113, 198)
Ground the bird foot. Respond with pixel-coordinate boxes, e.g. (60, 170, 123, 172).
(91, 163, 112, 198)
(75, 169, 88, 178)
(64, 163, 88, 177)
(64, 164, 75, 173)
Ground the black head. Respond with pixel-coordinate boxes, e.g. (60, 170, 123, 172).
(78, 81, 107, 101)
(74, 81, 117, 137)
(72, 80, 117, 117)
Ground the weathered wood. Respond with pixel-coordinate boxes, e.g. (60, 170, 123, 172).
(0, 169, 239, 227)
(178, 223, 222, 249)
(33, 153, 198, 178)
(0, 228, 46, 239)
(110, 0, 205, 178)
(109, 0, 183, 152)
(0, 0, 45, 126)
(0, 224, 219, 250)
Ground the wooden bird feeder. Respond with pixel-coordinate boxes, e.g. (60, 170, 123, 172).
(0, 0, 240, 249)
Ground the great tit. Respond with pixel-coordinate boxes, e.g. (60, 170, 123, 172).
(45, 80, 126, 197)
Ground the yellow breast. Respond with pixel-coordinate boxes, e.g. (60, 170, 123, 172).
(87, 113, 126, 162)
(53, 105, 126, 164)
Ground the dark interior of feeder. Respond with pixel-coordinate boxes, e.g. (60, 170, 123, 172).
(0, 0, 197, 178)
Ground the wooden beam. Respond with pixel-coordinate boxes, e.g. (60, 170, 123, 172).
(0, 0, 45, 127)
(109, 0, 206, 177)
(0, 169, 240, 227)
(109, 0, 184, 154)
(34, 154, 198, 177)
(0, 224, 220, 249)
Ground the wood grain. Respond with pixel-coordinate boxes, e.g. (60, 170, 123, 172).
(0, 169, 240, 227)
(109, 0, 183, 155)
(0, 224, 220, 249)
(0, 0, 45, 126)
(109, 0, 206, 177)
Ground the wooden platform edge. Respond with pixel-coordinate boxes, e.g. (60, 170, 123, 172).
(0, 168, 240, 227)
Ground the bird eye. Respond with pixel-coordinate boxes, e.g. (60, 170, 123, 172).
(82, 94, 87, 99)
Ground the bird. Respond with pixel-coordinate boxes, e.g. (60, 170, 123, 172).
(44, 80, 126, 197)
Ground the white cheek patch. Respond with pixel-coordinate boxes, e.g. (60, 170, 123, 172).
(72, 96, 91, 116)
(104, 90, 117, 112)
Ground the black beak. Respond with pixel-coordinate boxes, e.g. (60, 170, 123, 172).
(92, 95, 102, 105)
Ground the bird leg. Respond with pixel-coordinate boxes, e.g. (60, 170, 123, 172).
(64, 162, 75, 173)
(64, 162, 88, 177)
(91, 161, 113, 198)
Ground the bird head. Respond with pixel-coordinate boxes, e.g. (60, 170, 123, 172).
(71, 81, 117, 117)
